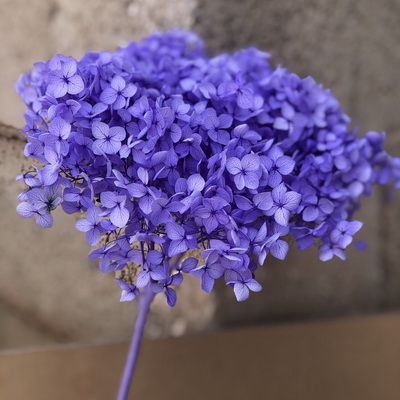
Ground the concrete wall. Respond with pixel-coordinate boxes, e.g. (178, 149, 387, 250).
(0, 0, 211, 350)
(194, 0, 400, 325)
(1, 0, 400, 349)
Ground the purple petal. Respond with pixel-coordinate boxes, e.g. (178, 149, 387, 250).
(75, 219, 92, 232)
(67, 75, 84, 95)
(120, 289, 138, 302)
(272, 183, 287, 203)
(346, 221, 363, 235)
(319, 248, 333, 262)
(241, 154, 260, 171)
(226, 157, 242, 175)
(203, 216, 219, 234)
(146, 250, 163, 265)
(246, 279, 262, 292)
(100, 191, 117, 208)
(109, 126, 126, 141)
(36, 212, 53, 228)
(187, 174, 205, 192)
(86, 206, 102, 223)
(127, 183, 147, 198)
(165, 287, 177, 307)
(44, 147, 59, 164)
(232, 124, 249, 137)
(268, 146, 283, 162)
(62, 59, 77, 77)
(111, 75, 126, 91)
(168, 239, 188, 257)
(338, 235, 353, 249)
(355, 241, 367, 251)
(151, 209, 169, 226)
(334, 155, 351, 170)
(201, 274, 215, 293)
(204, 115, 219, 130)
(92, 121, 109, 139)
(41, 164, 59, 185)
(233, 282, 249, 301)
(17, 202, 35, 218)
(191, 265, 205, 279)
(122, 83, 137, 98)
(130, 250, 143, 264)
(181, 257, 198, 273)
(94, 139, 116, 154)
(276, 156, 295, 175)
(252, 225, 266, 244)
(151, 266, 169, 281)
(86, 228, 101, 246)
(283, 191, 301, 211)
(110, 206, 129, 228)
(218, 114, 233, 129)
(62, 201, 80, 214)
(170, 272, 183, 286)
(52, 82, 68, 98)
(234, 174, 245, 190)
(100, 88, 118, 105)
(273, 117, 289, 131)
(208, 129, 230, 145)
(113, 95, 126, 110)
(139, 196, 153, 214)
(196, 208, 211, 218)
(136, 271, 150, 288)
(268, 170, 282, 188)
(170, 124, 182, 142)
(303, 206, 319, 222)
(253, 192, 273, 211)
(274, 207, 290, 226)
(49, 117, 71, 139)
(167, 201, 184, 213)
(318, 198, 334, 214)
(207, 264, 224, 279)
(297, 235, 314, 250)
(166, 223, 185, 240)
(244, 172, 259, 189)
(270, 240, 289, 260)
(49, 73, 68, 98)
(234, 195, 253, 210)
(282, 102, 295, 119)
(237, 88, 253, 109)
(330, 229, 343, 245)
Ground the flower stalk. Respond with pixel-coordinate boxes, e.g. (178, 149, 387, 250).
(117, 288, 155, 400)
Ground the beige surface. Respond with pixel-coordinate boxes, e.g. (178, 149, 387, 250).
(1, 313, 400, 400)
(195, 0, 400, 325)
(1, 0, 400, 351)
(0, 0, 196, 129)
(0, 0, 214, 350)
(0, 125, 214, 349)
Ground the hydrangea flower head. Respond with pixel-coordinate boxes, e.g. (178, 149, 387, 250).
(16, 30, 400, 304)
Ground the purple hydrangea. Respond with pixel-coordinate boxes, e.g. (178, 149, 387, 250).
(15, 30, 400, 305)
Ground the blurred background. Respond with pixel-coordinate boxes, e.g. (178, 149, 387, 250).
(1, 0, 400, 352)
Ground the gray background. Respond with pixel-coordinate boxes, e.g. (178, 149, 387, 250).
(1, 0, 399, 350)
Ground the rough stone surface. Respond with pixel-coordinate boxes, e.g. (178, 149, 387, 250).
(0, 124, 215, 347)
(193, 0, 400, 325)
(0, 124, 215, 348)
(0, 0, 196, 128)
(0, 0, 214, 350)
(1, 0, 400, 349)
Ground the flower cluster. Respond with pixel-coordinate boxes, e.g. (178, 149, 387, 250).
(16, 30, 400, 305)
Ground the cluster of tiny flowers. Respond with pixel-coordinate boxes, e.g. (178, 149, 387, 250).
(16, 30, 400, 305)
